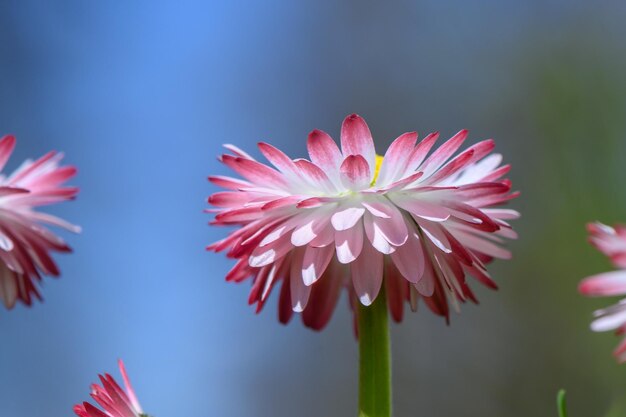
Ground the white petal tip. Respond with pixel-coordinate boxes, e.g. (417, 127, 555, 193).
(336, 254, 356, 264)
(359, 294, 373, 306)
(249, 250, 275, 267)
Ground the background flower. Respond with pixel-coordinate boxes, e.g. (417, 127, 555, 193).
(579, 223, 626, 362)
(74, 360, 145, 417)
(208, 114, 519, 329)
(0, 135, 79, 309)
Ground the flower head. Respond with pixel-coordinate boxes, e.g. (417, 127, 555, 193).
(73, 360, 145, 417)
(579, 222, 626, 362)
(0, 135, 79, 309)
(207, 114, 519, 329)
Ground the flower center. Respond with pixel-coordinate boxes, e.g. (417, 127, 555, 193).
(370, 154, 384, 186)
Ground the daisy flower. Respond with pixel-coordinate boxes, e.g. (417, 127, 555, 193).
(579, 222, 626, 362)
(0, 135, 79, 309)
(207, 114, 519, 329)
(73, 360, 147, 417)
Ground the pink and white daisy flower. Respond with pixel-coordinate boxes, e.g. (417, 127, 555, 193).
(74, 360, 146, 417)
(0, 135, 79, 309)
(207, 114, 519, 329)
(579, 222, 626, 363)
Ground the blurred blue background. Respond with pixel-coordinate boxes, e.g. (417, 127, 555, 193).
(2, 1, 626, 416)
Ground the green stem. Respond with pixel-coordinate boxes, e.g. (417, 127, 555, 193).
(358, 284, 392, 417)
(556, 390, 567, 417)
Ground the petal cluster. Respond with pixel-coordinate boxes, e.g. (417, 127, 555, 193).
(207, 114, 519, 329)
(579, 222, 626, 362)
(0, 135, 80, 309)
(74, 360, 144, 417)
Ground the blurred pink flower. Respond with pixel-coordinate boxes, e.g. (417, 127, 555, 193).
(207, 114, 519, 329)
(579, 222, 626, 362)
(0, 135, 80, 309)
(74, 360, 145, 417)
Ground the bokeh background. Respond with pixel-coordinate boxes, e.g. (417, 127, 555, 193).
(1, 1, 626, 416)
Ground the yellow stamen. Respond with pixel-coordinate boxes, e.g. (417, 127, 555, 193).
(371, 154, 384, 186)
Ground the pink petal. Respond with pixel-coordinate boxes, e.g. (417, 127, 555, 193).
(261, 196, 301, 211)
(261, 264, 279, 301)
(451, 229, 511, 259)
(405, 132, 439, 172)
(302, 244, 335, 285)
(208, 191, 251, 207)
(73, 404, 90, 417)
(385, 261, 407, 322)
(82, 403, 109, 417)
(415, 246, 439, 297)
(221, 155, 288, 189)
(591, 303, 626, 332)
(302, 260, 344, 330)
(375, 172, 423, 193)
(214, 207, 263, 224)
(464, 139, 496, 164)
(466, 264, 498, 290)
(291, 210, 332, 246)
(309, 224, 335, 247)
(29, 165, 77, 188)
(423, 148, 475, 184)
(362, 199, 392, 218)
(258, 142, 300, 178)
(414, 218, 452, 253)
(432, 250, 465, 297)
(579, 271, 626, 296)
(259, 221, 293, 247)
(454, 152, 502, 184)
(250, 235, 293, 267)
(368, 203, 408, 246)
(0, 187, 29, 200)
(118, 360, 142, 414)
(340, 114, 376, 169)
(443, 201, 499, 232)
(351, 240, 383, 305)
(290, 249, 311, 312)
(339, 154, 371, 190)
(364, 212, 395, 254)
(480, 163, 510, 183)
(248, 266, 270, 305)
(0, 135, 16, 172)
(335, 223, 364, 264)
(208, 175, 253, 190)
(223, 144, 255, 160)
(296, 197, 340, 209)
(482, 208, 521, 220)
(290, 220, 319, 247)
(376, 132, 417, 186)
(0, 269, 17, 308)
(455, 182, 510, 200)
(293, 159, 336, 193)
(420, 129, 468, 178)
(390, 232, 426, 283)
(331, 205, 366, 231)
(389, 194, 450, 222)
(307, 129, 342, 178)
(8, 151, 57, 184)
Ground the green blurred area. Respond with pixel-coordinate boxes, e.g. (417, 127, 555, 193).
(386, 12, 626, 416)
(512, 42, 626, 416)
(453, 33, 626, 417)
